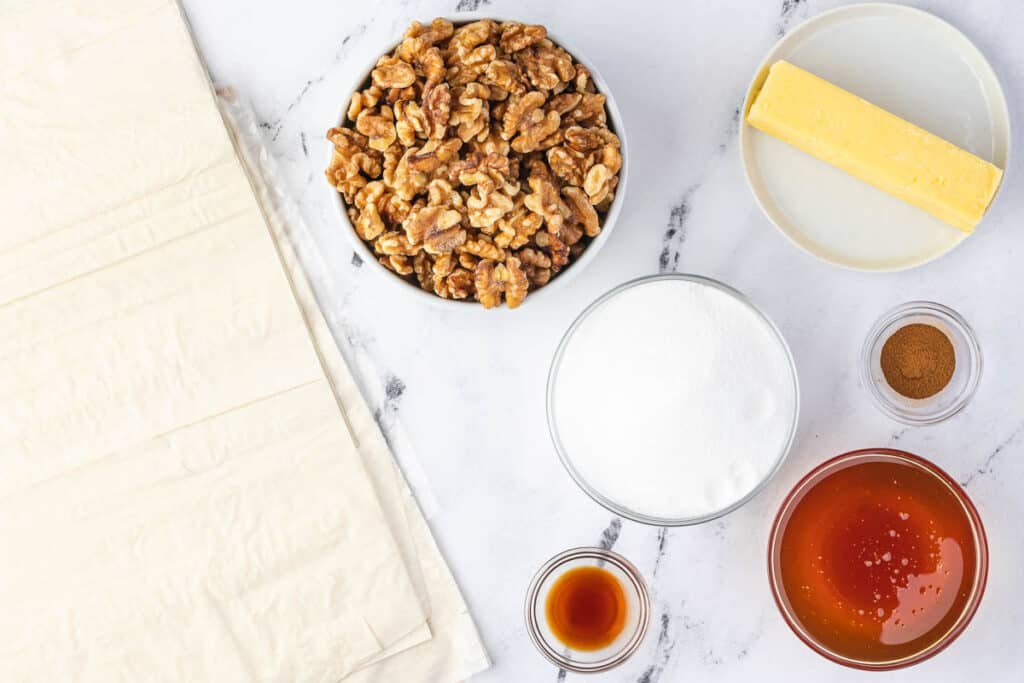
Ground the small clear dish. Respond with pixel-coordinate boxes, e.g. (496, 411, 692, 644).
(524, 547, 650, 673)
(861, 301, 981, 425)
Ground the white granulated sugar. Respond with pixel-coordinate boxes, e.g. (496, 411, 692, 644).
(552, 279, 797, 520)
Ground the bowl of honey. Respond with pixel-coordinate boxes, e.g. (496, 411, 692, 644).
(525, 547, 650, 673)
(768, 449, 988, 670)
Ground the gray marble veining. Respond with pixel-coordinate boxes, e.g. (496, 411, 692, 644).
(181, 1, 1024, 680)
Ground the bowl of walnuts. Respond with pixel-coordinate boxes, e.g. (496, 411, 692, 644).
(325, 17, 626, 309)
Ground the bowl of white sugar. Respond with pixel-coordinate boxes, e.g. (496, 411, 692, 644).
(546, 274, 799, 526)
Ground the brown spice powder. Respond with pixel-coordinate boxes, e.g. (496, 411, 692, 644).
(880, 323, 955, 399)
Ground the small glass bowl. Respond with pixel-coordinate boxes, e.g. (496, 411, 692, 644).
(768, 449, 989, 671)
(861, 301, 982, 425)
(524, 547, 650, 673)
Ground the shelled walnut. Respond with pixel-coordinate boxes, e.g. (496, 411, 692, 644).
(326, 18, 621, 308)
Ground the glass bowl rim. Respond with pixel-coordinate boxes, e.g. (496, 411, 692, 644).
(523, 546, 651, 673)
(860, 300, 983, 425)
(766, 447, 989, 671)
(545, 273, 801, 526)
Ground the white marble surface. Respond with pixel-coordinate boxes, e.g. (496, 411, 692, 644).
(182, 1, 1024, 680)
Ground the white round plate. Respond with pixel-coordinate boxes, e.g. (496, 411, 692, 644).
(740, 3, 1011, 271)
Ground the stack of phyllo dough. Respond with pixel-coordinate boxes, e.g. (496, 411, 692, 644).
(0, 2, 488, 681)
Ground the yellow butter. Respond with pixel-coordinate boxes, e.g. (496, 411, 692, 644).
(746, 61, 1002, 233)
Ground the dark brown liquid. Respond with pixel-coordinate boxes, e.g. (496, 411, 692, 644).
(544, 566, 626, 651)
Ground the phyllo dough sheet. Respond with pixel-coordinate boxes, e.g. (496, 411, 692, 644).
(0, 1, 428, 680)
(226, 99, 490, 682)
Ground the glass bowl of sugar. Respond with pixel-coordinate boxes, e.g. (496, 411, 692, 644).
(546, 274, 800, 526)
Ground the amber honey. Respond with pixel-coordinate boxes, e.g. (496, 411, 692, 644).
(777, 457, 980, 664)
(544, 566, 627, 651)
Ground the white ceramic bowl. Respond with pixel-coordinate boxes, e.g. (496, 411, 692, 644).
(325, 16, 628, 309)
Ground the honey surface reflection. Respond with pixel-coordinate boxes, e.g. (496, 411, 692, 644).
(778, 459, 978, 663)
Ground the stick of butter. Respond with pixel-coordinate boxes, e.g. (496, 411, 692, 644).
(746, 61, 1002, 233)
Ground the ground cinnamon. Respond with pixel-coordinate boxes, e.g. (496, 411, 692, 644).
(880, 323, 955, 399)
